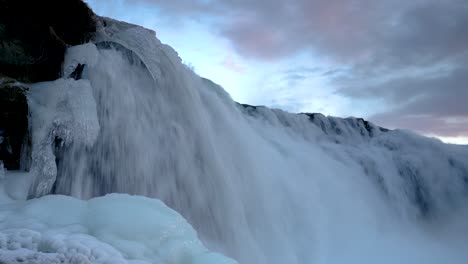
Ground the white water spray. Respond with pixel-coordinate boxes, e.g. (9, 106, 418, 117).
(20, 18, 468, 264)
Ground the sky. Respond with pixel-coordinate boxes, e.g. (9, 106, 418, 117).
(86, 0, 468, 145)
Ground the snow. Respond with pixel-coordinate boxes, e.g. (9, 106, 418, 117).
(0, 194, 237, 264)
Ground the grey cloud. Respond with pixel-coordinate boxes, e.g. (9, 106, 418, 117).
(369, 1, 468, 70)
(280, 66, 345, 84)
(280, 66, 321, 84)
(370, 114, 468, 138)
(283, 67, 321, 75)
(359, 65, 468, 136)
(322, 68, 345, 77)
(340, 65, 468, 106)
(123, 0, 468, 69)
(282, 74, 307, 82)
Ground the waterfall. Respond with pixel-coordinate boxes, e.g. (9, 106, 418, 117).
(22, 18, 468, 264)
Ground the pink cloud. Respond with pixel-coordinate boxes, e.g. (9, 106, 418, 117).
(220, 55, 246, 73)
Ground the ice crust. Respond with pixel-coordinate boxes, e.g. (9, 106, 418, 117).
(0, 194, 236, 264)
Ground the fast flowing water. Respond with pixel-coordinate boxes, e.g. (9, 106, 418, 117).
(25, 18, 468, 264)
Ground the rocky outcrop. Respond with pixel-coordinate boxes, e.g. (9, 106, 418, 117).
(303, 113, 389, 137)
(0, 0, 97, 82)
(0, 0, 97, 172)
(238, 103, 390, 140)
(0, 75, 29, 170)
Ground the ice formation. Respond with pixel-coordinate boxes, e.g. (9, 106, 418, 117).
(0, 194, 236, 264)
(27, 77, 100, 197)
(0, 16, 467, 264)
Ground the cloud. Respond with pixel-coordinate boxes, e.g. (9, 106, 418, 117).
(281, 74, 306, 82)
(112, 0, 468, 72)
(359, 64, 468, 137)
(283, 67, 321, 75)
(220, 55, 245, 73)
(127, 0, 467, 63)
(280, 66, 321, 84)
(370, 114, 468, 138)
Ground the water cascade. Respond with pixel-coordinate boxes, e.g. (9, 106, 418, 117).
(3, 17, 468, 264)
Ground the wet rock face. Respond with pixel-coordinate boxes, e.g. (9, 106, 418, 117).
(0, 76, 29, 170)
(0, 0, 97, 82)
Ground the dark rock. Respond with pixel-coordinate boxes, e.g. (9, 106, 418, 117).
(239, 103, 257, 110)
(69, 63, 85, 80)
(303, 112, 319, 120)
(0, 76, 29, 170)
(355, 118, 372, 134)
(0, 0, 97, 82)
(239, 106, 391, 138)
(303, 112, 390, 137)
(237, 103, 260, 116)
